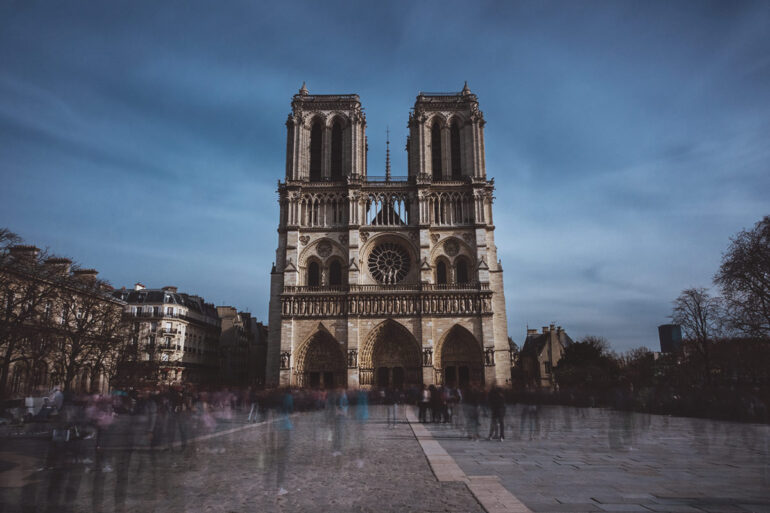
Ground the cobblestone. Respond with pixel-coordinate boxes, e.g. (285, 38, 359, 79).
(0, 406, 484, 513)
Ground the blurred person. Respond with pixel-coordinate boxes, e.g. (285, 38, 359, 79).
(333, 386, 348, 456)
(419, 385, 429, 423)
(50, 386, 64, 413)
(354, 388, 369, 467)
(487, 386, 505, 441)
(464, 386, 481, 440)
(385, 387, 397, 428)
(274, 389, 294, 495)
(520, 402, 540, 440)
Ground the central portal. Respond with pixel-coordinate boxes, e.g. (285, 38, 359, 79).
(360, 319, 421, 389)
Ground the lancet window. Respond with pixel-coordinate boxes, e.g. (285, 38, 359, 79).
(365, 192, 411, 226)
(450, 120, 462, 179)
(431, 122, 443, 180)
(330, 120, 343, 180)
(309, 120, 323, 181)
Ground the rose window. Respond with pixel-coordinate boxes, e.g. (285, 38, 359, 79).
(368, 242, 410, 284)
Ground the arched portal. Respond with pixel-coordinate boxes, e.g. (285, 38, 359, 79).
(359, 320, 421, 389)
(435, 325, 484, 388)
(294, 330, 347, 388)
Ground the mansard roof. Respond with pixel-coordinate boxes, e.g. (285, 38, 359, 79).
(112, 287, 218, 318)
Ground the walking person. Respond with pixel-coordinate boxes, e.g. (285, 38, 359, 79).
(487, 386, 506, 441)
(385, 388, 398, 428)
(464, 386, 481, 440)
(418, 385, 429, 423)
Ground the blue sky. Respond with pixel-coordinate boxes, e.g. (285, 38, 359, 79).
(1, 0, 768, 351)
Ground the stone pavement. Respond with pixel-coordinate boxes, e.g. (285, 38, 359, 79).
(416, 404, 770, 513)
(0, 405, 484, 513)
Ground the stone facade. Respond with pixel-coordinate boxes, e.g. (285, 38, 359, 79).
(266, 84, 510, 389)
(113, 284, 221, 386)
(518, 325, 574, 390)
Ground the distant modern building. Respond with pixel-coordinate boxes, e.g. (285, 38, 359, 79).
(112, 284, 221, 386)
(518, 324, 574, 390)
(217, 307, 268, 387)
(657, 324, 682, 353)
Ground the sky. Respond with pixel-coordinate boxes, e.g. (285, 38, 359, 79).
(1, 0, 768, 352)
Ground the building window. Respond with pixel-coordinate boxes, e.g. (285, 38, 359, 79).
(308, 262, 320, 287)
(329, 260, 343, 286)
(450, 120, 461, 179)
(456, 260, 469, 284)
(436, 261, 447, 285)
(309, 120, 323, 181)
(330, 120, 343, 179)
(431, 122, 442, 180)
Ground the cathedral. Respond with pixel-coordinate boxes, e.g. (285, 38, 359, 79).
(265, 83, 510, 389)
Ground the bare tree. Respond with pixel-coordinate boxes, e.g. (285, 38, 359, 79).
(714, 216, 770, 338)
(672, 287, 724, 382)
(0, 234, 60, 397)
(52, 278, 126, 394)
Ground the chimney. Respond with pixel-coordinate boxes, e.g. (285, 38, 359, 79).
(527, 329, 538, 336)
(542, 326, 549, 334)
(9, 245, 40, 263)
(550, 324, 556, 332)
(73, 269, 99, 282)
(162, 286, 178, 293)
(44, 257, 72, 277)
(134, 283, 146, 291)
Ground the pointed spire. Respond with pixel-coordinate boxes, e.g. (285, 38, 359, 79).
(385, 126, 391, 181)
(461, 81, 471, 95)
(299, 82, 308, 95)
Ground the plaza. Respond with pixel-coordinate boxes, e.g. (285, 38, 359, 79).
(0, 404, 767, 513)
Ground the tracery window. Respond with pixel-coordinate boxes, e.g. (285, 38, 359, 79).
(368, 242, 410, 284)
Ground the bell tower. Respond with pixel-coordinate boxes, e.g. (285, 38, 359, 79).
(284, 83, 367, 181)
(407, 82, 486, 181)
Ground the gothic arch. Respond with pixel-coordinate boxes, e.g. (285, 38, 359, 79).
(434, 324, 484, 387)
(298, 237, 347, 267)
(427, 113, 448, 128)
(294, 326, 347, 388)
(326, 112, 350, 129)
(434, 256, 450, 285)
(359, 319, 421, 388)
(429, 236, 475, 268)
(446, 113, 467, 128)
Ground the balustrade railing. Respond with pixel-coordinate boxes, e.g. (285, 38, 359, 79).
(283, 282, 487, 294)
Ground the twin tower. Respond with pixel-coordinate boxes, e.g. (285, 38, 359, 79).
(266, 84, 510, 389)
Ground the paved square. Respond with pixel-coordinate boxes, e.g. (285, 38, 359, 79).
(0, 406, 484, 513)
(419, 405, 770, 513)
